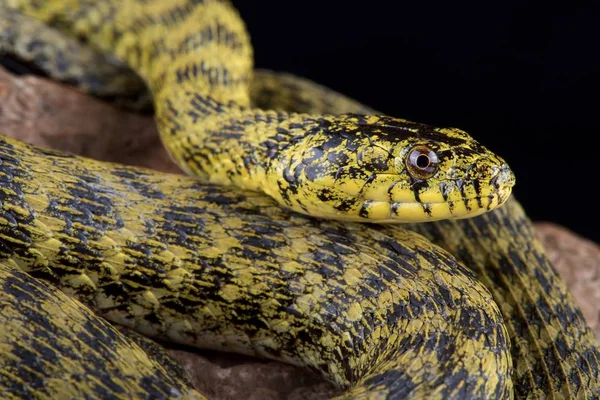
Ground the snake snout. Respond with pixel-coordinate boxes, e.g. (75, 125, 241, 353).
(493, 163, 516, 204)
(493, 164, 516, 188)
(470, 155, 515, 191)
(484, 162, 516, 208)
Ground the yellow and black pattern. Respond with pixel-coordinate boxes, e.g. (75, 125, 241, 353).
(0, 135, 511, 398)
(0, 261, 204, 399)
(2, 0, 514, 223)
(406, 200, 600, 398)
(0, 0, 598, 399)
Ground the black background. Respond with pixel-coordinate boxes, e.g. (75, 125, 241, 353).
(233, 1, 600, 243)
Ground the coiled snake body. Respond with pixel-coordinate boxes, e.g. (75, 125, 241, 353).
(0, 1, 598, 399)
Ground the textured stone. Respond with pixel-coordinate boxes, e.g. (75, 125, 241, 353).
(167, 349, 337, 400)
(0, 66, 179, 173)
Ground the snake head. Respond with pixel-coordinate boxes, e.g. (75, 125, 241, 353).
(270, 114, 515, 222)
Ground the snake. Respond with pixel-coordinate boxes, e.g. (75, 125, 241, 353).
(0, 0, 598, 399)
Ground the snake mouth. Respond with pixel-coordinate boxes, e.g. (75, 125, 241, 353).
(355, 187, 513, 223)
(304, 183, 514, 222)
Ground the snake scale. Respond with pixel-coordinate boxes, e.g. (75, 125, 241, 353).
(0, 0, 598, 399)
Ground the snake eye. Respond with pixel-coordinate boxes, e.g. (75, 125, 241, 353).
(405, 145, 439, 179)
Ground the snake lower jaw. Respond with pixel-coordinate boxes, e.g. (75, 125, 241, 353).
(382, 188, 514, 222)
(445, 188, 514, 221)
(280, 188, 512, 223)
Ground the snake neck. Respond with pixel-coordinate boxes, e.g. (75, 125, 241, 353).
(154, 90, 333, 200)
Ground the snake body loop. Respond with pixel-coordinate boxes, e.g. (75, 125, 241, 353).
(0, 134, 510, 399)
(0, 1, 598, 399)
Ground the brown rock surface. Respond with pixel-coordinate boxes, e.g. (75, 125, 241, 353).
(167, 349, 338, 400)
(0, 66, 179, 173)
(1, 66, 599, 398)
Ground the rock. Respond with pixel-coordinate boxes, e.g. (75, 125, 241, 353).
(0, 66, 179, 174)
(167, 349, 338, 400)
(1, 66, 599, 398)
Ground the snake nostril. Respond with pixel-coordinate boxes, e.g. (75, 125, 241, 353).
(490, 164, 516, 188)
(499, 165, 516, 187)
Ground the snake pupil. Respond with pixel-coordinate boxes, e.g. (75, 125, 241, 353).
(416, 154, 430, 169)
